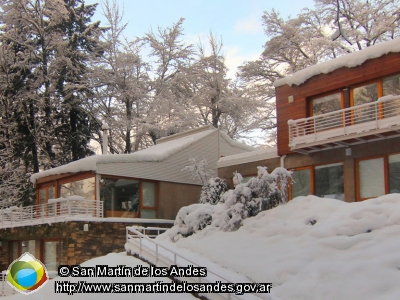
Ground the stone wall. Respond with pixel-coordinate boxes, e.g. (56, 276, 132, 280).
(0, 220, 173, 270)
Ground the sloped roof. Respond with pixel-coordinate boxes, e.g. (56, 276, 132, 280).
(217, 147, 278, 168)
(274, 37, 400, 87)
(30, 126, 255, 184)
(30, 128, 215, 183)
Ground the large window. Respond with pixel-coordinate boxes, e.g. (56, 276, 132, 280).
(383, 74, 400, 96)
(60, 177, 95, 200)
(315, 163, 344, 200)
(43, 240, 61, 271)
(359, 157, 385, 199)
(291, 168, 312, 199)
(9, 239, 61, 271)
(353, 82, 379, 106)
(39, 186, 55, 204)
(312, 93, 342, 116)
(291, 163, 344, 201)
(357, 153, 400, 200)
(9, 240, 38, 262)
(100, 177, 157, 218)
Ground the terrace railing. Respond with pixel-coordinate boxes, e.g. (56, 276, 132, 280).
(0, 199, 103, 229)
(126, 226, 268, 300)
(288, 95, 400, 150)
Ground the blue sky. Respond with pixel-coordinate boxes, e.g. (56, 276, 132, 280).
(86, 0, 316, 77)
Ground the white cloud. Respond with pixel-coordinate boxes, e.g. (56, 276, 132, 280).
(234, 16, 263, 35)
(224, 46, 260, 79)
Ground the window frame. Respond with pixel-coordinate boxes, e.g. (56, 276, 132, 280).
(289, 162, 344, 201)
(355, 153, 400, 201)
(41, 238, 62, 271)
(350, 79, 382, 107)
(99, 175, 158, 218)
(309, 90, 344, 117)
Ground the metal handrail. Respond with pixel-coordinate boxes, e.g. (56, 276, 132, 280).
(0, 199, 104, 229)
(126, 226, 267, 300)
(288, 95, 400, 147)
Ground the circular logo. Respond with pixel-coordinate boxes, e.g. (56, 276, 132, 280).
(7, 252, 48, 294)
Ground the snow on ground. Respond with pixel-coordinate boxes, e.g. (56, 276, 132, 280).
(2, 252, 195, 300)
(4, 194, 400, 300)
(156, 194, 400, 300)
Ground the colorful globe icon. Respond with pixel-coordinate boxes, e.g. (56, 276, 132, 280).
(7, 252, 48, 294)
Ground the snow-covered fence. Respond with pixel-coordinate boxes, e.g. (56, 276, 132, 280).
(0, 199, 103, 229)
(126, 226, 267, 300)
(288, 95, 400, 149)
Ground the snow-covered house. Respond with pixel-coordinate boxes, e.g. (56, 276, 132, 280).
(274, 38, 400, 202)
(0, 125, 254, 271)
(31, 125, 254, 220)
(217, 147, 281, 187)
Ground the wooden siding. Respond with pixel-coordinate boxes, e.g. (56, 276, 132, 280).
(276, 52, 400, 155)
(219, 137, 252, 157)
(97, 131, 219, 185)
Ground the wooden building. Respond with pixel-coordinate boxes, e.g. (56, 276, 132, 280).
(275, 38, 400, 202)
(0, 125, 254, 271)
(219, 38, 400, 202)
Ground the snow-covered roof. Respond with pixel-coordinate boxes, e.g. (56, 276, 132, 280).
(217, 147, 278, 168)
(30, 128, 215, 183)
(30, 126, 255, 184)
(274, 37, 400, 87)
(219, 131, 257, 152)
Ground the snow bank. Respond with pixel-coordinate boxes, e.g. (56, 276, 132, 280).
(274, 37, 400, 87)
(158, 194, 400, 299)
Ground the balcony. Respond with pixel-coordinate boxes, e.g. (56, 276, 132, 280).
(288, 95, 400, 154)
(0, 198, 104, 229)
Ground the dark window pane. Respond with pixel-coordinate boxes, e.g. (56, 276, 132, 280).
(292, 169, 311, 198)
(353, 83, 378, 106)
(312, 93, 341, 116)
(389, 154, 400, 194)
(100, 178, 139, 218)
(383, 74, 400, 96)
(315, 163, 344, 200)
(11, 241, 19, 261)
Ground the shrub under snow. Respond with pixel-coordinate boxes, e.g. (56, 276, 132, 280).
(199, 177, 228, 204)
(167, 166, 292, 242)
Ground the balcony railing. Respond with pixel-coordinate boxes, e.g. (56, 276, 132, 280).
(0, 199, 103, 229)
(288, 95, 400, 152)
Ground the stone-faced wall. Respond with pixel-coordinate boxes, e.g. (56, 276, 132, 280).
(0, 240, 9, 271)
(0, 220, 173, 269)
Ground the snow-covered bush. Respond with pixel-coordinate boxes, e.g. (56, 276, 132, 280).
(167, 166, 292, 241)
(232, 171, 243, 186)
(248, 167, 292, 212)
(168, 204, 215, 242)
(199, 177, 228, 204)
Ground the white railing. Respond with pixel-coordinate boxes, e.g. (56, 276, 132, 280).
(288, 95, 400, 149)
(0, 199, 103, 229)
(126, 226, 267, 300)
